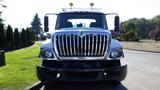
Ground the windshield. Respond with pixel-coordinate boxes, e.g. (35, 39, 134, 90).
(55, 12, 108, 30)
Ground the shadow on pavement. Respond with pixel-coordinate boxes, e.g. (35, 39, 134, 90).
(44, 82, 128, 90)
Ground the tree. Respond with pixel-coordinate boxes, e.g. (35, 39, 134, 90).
(149, 26, 160, 41)
(120, 30, 139, 41)
(151, 15, 160, 26)
(120, 18, 153, 40)
(0, 23, 6, 49)
(26, 28, 32, 44)
(28, 27, 35, 43)
(31, 13, 42, 40)
(149, 30, 155, 40)
(120, 19, 139, 41)
(14, 28, 21, 48)
(136, 18, 152, 39)
(21, 28, 27, 46)
(6, 25, 14, 49)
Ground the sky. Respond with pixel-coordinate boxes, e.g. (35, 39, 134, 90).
(1, 0, 160, 29)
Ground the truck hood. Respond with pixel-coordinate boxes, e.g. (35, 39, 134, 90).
(51, 27, 111, 35)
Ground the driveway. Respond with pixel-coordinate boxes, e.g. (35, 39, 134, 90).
(37, 50, 160, 90)
(122, 50, 160, 90)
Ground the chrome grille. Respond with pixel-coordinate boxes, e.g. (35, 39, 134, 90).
(55, 34, 108, 57)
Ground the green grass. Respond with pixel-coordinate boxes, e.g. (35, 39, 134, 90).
(0, 43, 41, 90)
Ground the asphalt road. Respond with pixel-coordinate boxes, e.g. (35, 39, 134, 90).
(40, 50, 160, 90)
(122, 50, 160, 90)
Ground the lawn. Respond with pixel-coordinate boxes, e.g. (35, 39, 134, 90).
(121, 40, 160, 53)
(0, 43, 41, 90)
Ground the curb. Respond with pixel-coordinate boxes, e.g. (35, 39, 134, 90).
(124, 48, 160, 53)
(25, 81, 44, 90)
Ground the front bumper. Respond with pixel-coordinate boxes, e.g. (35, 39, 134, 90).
(36, 64, 127, 82)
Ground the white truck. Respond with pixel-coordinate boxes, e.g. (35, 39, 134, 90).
(37, 8, 127, 84)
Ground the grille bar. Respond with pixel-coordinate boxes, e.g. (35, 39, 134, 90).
(77, 36, 79, 56)
(69, 35, 72, 56)
(88, 34, 91, 56)
(81, 36, 83, 56)
(102, 35, 107, 56)
(73, 35, 76, 55)
(95, 35, 98, 56)
(56, 34, 108, 57)
(62, 35, 66, 56)
(98, 36, 102, 55)
(58, 35, 62, 56)
(66, 35, 69, 55)
(84, 35, 87, 56)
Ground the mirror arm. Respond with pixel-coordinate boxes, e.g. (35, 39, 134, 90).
(105, 13, 118, 16)
(45, 13, 58, 16)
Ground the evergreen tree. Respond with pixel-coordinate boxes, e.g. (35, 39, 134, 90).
(0, 23, 6, 49)
(31, 13, 42, 40)
(30, 28, 35, 43)
(26, 28, 31, 44)
(14, 28, 21, 48)
(21, 28, 27, 46)
(27, 27, 35, 43)
(6, 25, 14, 49)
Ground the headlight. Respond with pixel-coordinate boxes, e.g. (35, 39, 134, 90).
(110, 48, 123, 58)
(44, 50, 53, 58)
(111, 50, 119, 58)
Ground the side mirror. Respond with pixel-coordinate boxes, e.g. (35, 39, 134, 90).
(114, 16, 120, 32)
(44, 16, 49, 32)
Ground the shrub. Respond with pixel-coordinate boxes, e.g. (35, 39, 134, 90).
(0, 23, 6, 49)
(120, 30, 139, 41)
(14, 28, 21, 48)
(6, 25, 14, 49)
(21, 28, 27, 46)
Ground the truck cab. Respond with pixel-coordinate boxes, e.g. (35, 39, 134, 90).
(37, 9, 127, 83)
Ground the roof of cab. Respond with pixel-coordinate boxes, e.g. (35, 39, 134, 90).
(59, 8, 104, 14)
